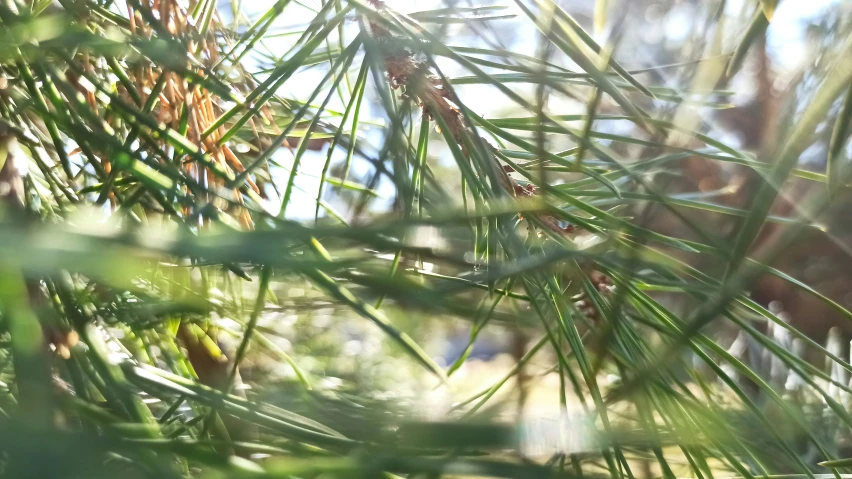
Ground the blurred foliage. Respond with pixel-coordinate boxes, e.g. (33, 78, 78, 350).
(0, 0, 851, 477)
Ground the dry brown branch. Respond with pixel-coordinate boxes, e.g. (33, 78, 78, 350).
(366, 0, 577, 236)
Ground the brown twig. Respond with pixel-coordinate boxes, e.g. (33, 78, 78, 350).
(365, 1, 577, 236)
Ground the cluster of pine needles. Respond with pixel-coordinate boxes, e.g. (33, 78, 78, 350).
(0, 0, 850, 477)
